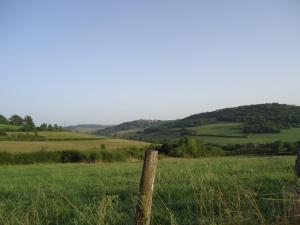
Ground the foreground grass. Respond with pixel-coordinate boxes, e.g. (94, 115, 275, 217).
(0, 139, 149, 153)
(0, 156, 298, 224)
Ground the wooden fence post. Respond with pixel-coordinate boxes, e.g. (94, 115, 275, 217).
(136, 150, 158, 225)
(296, 149, 300, 178)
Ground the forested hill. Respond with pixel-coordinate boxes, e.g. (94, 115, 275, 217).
(93, 103, 300, 142)
(160, 103, 300, 133)
(94, 119, 168, 135)
(64, 124, 112, 133)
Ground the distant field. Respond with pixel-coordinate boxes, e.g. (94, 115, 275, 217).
(6, 131, 104, 140)
(191, 123, 244, 136)
(0, 156, 296, 224)
(113, 129, 141, 137)
(0, 139, 149, 153)
(0, 124, 21, 131)
(191, 123, 300, 144)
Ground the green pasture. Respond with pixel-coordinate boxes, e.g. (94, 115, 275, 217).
(0, 124, 21, 131)
(190, 123, 300, 144)
(0, 156, 297, 224)
(6, 131, 104, 140)
(191, 123, 244, 136)
(0, 139, 149, 153)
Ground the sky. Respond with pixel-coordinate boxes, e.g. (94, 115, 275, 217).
(1, 0, 300, 125)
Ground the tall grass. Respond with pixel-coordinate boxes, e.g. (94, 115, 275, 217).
(0, 156, 298, 224)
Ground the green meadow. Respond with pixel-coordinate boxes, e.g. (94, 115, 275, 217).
(0, 130, 149, 153)
(0, 139, 149, 153)
(0, 124, 21, 131)
(0, 156, 298, 225)
(190, 123, 300, 144)
(7, 131, 103, 140)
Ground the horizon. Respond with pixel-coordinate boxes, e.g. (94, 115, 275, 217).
(1, 1, 300, 125)
(1, 102, 298, 126)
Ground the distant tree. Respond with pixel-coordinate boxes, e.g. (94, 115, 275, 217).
(100, 144, 106, 150)
(39, 123, 48, 131)
(23, 116, 36, 131)
(47, 124, 53, 131)
(54, 124, 59, 130)
(243, 118, 281, 134)
(0, 115, 8, 124)
(9, 115, 24, 125)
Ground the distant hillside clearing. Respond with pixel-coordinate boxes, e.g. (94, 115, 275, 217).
(0, 139, 149, 153)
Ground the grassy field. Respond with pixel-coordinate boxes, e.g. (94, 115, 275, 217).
(0, 139, 149, 153)
(6, 131, 104, 140)
(0, 124, 21, 131)
(0, 156, 297, 225)
(191, 123, 243, 136)
(190, 123, 300, 144)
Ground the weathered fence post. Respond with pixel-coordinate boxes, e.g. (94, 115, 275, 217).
(295, 149, 300, 178)
(136, 150, 158, 225)
(294, 148, 300, 224)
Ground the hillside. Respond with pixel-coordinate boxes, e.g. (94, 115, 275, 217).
(96, 103, 300, 144)
(64, 124, 112, 133)
(94, 119, 169, 136)
(164, 103, 300, 131)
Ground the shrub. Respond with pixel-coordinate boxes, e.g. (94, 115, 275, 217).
(0, 152, 13, 164)
(60, 151, 87, 163)
(99, 150, 127, 162)
(158, 137, 224, 158)
(0, 130, 7, 136)
(89, 153, 97, 163)
(0, 148, 145, 165)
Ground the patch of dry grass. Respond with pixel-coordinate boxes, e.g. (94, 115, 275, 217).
(0, 139, 149, 153)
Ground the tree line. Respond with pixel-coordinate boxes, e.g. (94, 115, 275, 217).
(155, 137, 300, 157)
(0, 114, 63, 132)
(132, 103, 300, 137)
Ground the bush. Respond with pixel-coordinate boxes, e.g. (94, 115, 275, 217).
(99, 150, 127, 162)
(0, 148, 146, 165)
(0, 130, 7, 136)
(158, 137, 224, 158)
(222, 141, 300, 155)
(0, 152, 13, 164)
(60, 151, 87, 163)
(89, 153, 97, 163)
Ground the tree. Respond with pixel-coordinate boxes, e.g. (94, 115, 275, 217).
(9, 115, 24, 125)
(47, 124, 53, 131)
(23, 116, 35, 131)
(0, 115, 8, 124)
(39, 123, 48, 131)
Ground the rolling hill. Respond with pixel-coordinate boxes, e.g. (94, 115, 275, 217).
(64, 124, 112, 133)
(94, 103, 300, 144)
(94, 119, 170, 137)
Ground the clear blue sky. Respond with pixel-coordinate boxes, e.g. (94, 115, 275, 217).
(1, 0, 300, 125)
